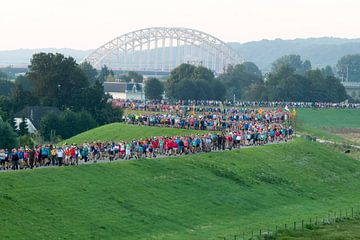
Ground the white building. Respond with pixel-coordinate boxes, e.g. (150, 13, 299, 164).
(14, 106, 61, 134)
(104, 82, 145, 100)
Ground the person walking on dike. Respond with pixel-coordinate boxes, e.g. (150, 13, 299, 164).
(28, 147, 35, 169)
(11, 148, 20, 170)
(0, 149, 5, 170)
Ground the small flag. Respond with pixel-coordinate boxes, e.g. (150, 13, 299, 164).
(284, 105, 290, 112)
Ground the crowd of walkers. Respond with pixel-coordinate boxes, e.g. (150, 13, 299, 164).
(0, 104, 298, 171)
(113, 99, 360, 111)
(124, 107, 291, 132)
(0, 124, 293, 171)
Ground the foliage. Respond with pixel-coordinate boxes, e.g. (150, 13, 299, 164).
(97, 65, 113, 83)
(18, 135, 35, 148)
(27, 53, 89, 108)
(0, 79, 15, 96)
(0, 119, 17, 149)
(121, 71, 143, 83)
(26, 54, 122, 126)
(1, 140, 360, 239)
(40, 110, 97, 141)
(18, 117, 29, 136)
(320, 65, 335, 78)
(218, 62, 263, 100)
(78, 81, 123, 125)
(272, 54, 311, 76)
(166, 64, 225, 100)
(11, 83, 38, 111)
(144, 78, 164, 100)
(79, 62, 98, 85)
(248, 59, 347, 102)
(0, 70, 9, 81)
(0, 96, 16, 123)
(336, 54, 360, 82)
(15, 75, 33, 92)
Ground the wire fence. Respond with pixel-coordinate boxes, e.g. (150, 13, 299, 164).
(218, 206, 360, 240)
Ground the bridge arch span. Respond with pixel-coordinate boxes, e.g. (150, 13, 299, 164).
(83, 27, 244, 73)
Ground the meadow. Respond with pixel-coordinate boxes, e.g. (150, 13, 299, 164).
(278, 217, 360, 239)
(296, 108, 360, 143)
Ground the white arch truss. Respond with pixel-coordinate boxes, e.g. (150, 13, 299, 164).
(83, 27, 244, 73)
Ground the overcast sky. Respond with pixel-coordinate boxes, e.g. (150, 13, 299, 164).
(0, 0, 359, 50)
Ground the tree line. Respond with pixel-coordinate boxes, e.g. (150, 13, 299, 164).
(146, 54, 350, 102)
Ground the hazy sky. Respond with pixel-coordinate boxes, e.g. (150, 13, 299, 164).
(0, 0, 359, 50)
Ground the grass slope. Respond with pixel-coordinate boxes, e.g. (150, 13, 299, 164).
(1, 139, 360, 240)
(61, 123, 204, 144)
(296, 109, 360, 142)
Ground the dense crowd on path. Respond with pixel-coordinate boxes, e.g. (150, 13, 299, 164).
(0, 106, 295, 171)
(0, 125, 293, 171)
(113, 99, 360, 111)
(124, 107, 290, 132)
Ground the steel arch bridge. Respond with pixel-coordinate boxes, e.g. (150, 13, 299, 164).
(83, 27, 244, 74)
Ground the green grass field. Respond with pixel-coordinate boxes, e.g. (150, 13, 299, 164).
(296, 108, 360, 143)
(1, 139, 360, 240)
(61, 123, 204, 144)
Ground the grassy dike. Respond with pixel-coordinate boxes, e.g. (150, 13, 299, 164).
(60, 122, 206, 145)
(1, 139, 360, 239)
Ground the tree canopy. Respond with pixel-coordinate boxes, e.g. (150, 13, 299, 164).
(0, 119, 17, 149)
(144, 78, 164, 100)
(40, 110, 97, 141)
(272, 54, 312, 76)
(166, 64, 225, 100)
(336, 54, 360, 82)
(27, 53, 89, 108)
(246, 62, 347, 102)
(121, 71, 143, 83)
(218, 62, 263, 100)
(79, 62, 98, 85)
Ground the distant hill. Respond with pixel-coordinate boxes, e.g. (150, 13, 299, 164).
(229, 37, 360, 71)
(1, 37, 360, 72)
(0, 48, 92, 67)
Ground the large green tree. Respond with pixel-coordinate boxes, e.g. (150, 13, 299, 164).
(265, 65, 310, 101)
(144, 78, 164, 100)
(218, 62, 263, 100)
(0, 71, 9, 81)
(40, 110, 97, 141)
(15, 75, 33, 92)
(0, 80, 15, 96)
(306, 69, 347, 102)
(166, 64, 225, 100)
(121, 71, 143, 83)
(336, 54, 360, 82)
(78, 81, 123, 125)
(0, 119, 17, 149)
(18, 117, 29, 136)
(79, 62, 98, 85)
(98, 65, 113, 83)
(272, 54, 311, 76)
(27, 53, 89, 108)
(250, 63, 348, 102)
